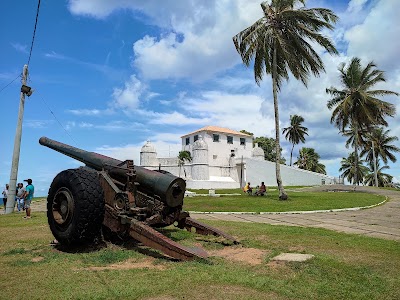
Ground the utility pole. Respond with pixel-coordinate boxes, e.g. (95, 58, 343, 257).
(5, 65, 32, 214)
(372, 141, 378, 187)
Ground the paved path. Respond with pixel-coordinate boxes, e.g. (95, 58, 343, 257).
(191, 185, 400, 241)
(3, 185, 400, 241)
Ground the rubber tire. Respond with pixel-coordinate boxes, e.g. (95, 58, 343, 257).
(47, 167, 105, 245)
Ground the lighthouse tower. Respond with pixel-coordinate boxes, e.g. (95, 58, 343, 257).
(191, 135, 209, 180)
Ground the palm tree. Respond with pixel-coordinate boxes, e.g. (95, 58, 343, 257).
(361, 127, 400, 165)
(342, 124, 368, 150)
(294, 147, 326, 174)
(233, 0, 338, 199)
(283, 115, 308, 166)
(327, 57, 398, 185)
(339, 152, 369, 185)
(178, 151, 192, 178)
(364, 160, 393, 187)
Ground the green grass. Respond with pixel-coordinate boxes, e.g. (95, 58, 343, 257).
(183, 190, 385, 213)
(188, 187, 307, 194)
(0, 212, 399, 300)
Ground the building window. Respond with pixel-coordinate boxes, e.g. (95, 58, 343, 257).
(185, 137, 190, 145)
(213, 134, 219, 142)
(194, 135, 198, 142)
(213, 155, 218, 159)
(240, 138, 245, 146)
(227, 136, 233, 144)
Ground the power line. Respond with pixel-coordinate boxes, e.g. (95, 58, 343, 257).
(27, 0, 41, 67)
(0, 74, 21, 94)
(34, 89, 80, 147)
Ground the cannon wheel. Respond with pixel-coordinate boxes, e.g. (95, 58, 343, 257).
(47, 167, 105, 245)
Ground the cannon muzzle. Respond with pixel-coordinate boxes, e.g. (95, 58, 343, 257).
(39, 136, 185, 207)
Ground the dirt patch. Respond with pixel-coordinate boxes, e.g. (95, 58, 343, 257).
(208, 246, 269, 265)
(31, 257, 44, 262)
(75, 258, 167, 271)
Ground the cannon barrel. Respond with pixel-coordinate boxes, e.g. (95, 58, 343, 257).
(39, 137, 185, 207)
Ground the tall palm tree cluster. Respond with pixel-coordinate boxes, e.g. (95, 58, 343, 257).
(327, 58, 399, 187)
(339, 127, 399, 186)
(233, 0, 398, 198)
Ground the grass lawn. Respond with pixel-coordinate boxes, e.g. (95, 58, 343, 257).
(188, 187, 307, 194)
(183, 189, 385, 213)
(0, 212, 399, 300)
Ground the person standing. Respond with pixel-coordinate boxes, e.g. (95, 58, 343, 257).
(23, 179, 34, 219)
(2, 184, 9, 212)
(16, 183, 26, 212)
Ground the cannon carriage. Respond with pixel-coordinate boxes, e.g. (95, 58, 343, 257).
(40, 137, 237, 260)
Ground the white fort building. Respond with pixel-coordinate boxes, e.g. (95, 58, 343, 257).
(140, 126, 336, 189)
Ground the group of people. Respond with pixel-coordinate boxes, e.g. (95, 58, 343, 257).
(2, 179, 35, 219)
(243, 181, 267, 196)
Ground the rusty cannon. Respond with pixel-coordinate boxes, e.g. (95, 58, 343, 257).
(39, 136, 238, 260)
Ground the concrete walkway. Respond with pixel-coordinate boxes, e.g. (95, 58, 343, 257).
(191, 185, 400, 241)
(3, 185, 400, 241)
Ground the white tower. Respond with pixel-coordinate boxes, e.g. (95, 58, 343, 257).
(252, 143, 265, 161)
(140, 141, 159, 167)
(192, 135, 209, 180)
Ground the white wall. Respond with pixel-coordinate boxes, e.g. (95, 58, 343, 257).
(186, 180, 239, 190)
(244, 158, 335, 187)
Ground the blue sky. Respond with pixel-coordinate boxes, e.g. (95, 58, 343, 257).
(1, 0, 399, 196)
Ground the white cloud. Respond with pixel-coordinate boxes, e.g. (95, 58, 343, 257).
(346, 0, 368, 14)
(45, 51, 67, 60)
(11, 42, 28, 53)
(71, 120, 145, 131)
(181, 91, 276, 137)
(111, 75, 145, 110)
(96, 144, 142, 164)
(24, 120, 53, 129)
(67, 108, 114, 116)
(345, 0, 400, 73)
(96, 138, 181, 165)
(65, 121, 76, 130)
(68, 0, 263, 81)
(144, 111, 210, 126)
(44, 51, 126, 80)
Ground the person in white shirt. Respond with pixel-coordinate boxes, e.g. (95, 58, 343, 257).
(2, 184, 9, 212)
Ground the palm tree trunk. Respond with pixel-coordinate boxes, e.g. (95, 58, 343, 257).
(290, 143, 294, 166)
(354, 123, 359, 185)
(272, 46, 287, 200)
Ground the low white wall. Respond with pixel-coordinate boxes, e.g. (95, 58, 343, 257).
(186, 180, 240, 190)
(245, 158, 335, 187)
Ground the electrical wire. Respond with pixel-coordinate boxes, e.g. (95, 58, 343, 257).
(0, 74, 22, 94)
(34, 89, 80, 147)
(27, 0, 41, 67)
